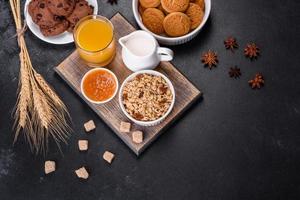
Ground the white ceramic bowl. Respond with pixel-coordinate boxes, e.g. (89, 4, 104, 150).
(132, 0, 211, 45)
(81, 68, 119, 104)
(119, 70, 175, 126)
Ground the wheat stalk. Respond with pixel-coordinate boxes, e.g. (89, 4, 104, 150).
(10, 0, 71, 154)
(14, 56, 32, 148)
(34, 72, 69, 113)
(15, 55, 30, 127)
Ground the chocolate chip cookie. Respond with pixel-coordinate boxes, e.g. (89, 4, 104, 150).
(67, 0, 94, 31)
(47, 0, 75, 17)
(31, 0, 61, 27)
(40, 19, 69, 36)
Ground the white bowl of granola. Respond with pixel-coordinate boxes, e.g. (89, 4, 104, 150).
(119, 70, 175, 126)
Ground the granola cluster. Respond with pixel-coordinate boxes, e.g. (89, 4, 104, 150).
(122, 73, 173, 121)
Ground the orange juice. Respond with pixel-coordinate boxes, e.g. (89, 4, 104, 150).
(74, 15, 116, 67)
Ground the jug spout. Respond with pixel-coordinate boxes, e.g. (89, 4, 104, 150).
(119, 31, 150, 49)
(118, 33, 133, 49)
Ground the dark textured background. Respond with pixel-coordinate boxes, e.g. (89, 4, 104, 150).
(1, 0, 300, 199)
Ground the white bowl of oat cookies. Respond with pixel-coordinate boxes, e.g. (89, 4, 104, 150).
(119, 70, 175, 126)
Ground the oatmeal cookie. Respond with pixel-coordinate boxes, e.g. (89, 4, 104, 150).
(185, 3, 204, 29)
(31, 0, 61, 27)
(47, 0, 75, 17)
(67, 0, 94, 31)
(138, 4, 146, 15)
(142, 8, 165, 34)
(40, 19, 69, 36)
(163, 12, 191, 37)
(139, 0, 160, 8)
(193, 0, 205, 10)
(161, 0, 189, 13)
(157, 4, 168, 15)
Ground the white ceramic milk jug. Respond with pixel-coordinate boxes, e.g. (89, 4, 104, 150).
(119, 31, 173, 72)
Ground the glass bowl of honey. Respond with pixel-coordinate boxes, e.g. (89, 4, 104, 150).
(81, 68, 119, 104)
(74, 15, 116, 67)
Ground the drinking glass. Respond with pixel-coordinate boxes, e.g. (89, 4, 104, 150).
(73, 15, 116, 67)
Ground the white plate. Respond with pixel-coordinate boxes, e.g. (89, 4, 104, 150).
(24, 0, 98, 45)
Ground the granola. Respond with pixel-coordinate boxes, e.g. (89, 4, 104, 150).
(122, 73, 173, 121)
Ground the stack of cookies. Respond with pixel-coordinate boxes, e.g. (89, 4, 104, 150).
(139, 0, 205, 37)
(28, 0, 94, 37)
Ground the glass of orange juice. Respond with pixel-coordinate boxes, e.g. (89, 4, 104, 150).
(73, 15, 116, 67)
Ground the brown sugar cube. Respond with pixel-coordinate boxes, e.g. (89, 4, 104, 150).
(120, 121, 131, 133)
(78, 140, 88, 151)
(132, 131, 143, 144)
(84, 120, 96, 132)
(75, 167, 89, 179)
(44, 160, 56, 174)
(103, 151, 115, 164)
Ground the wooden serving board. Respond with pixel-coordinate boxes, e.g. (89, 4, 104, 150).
(55, 13, 201, 155)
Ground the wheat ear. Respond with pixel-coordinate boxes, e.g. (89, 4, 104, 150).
(10, 0, 72, 154)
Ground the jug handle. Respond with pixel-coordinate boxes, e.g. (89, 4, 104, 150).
(157, 47, 174, 62)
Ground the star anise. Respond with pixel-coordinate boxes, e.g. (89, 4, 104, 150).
(244, 43, 260, 59)
(201, 50, 218, 69)
(224, 37, 238, 52)
(228, 66, 241, 78)
(248, 73, 264, 89)
(107, 0, 118, 5)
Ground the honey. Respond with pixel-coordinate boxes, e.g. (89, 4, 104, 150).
(82, 69, 117, 102)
